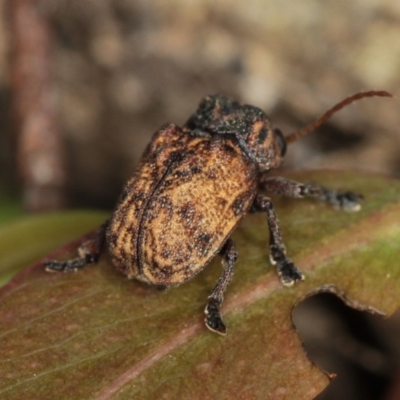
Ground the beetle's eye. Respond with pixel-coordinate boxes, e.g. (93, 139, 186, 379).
(274, 128, 287, 156)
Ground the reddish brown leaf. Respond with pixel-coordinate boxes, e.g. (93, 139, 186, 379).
(0, 171, 399, 399)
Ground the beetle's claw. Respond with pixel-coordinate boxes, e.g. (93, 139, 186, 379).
(277, 260, 305, 287)
(205, 300, 227, 335)
(336, 192, 363, 212)
(205, 313, 227, 335)
(44, 260, 69, 272)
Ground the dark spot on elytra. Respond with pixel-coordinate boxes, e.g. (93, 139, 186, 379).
(145, 194, 174, 223)
(232, 192, 250, 216)
(173, 169, 192, 181)
(190, 165, 202, 174)
(172, 163, 202, 182)
(160, 249, 172, 260)
(117, 189, 147, 221)
(131, 190, 148, 204)
(164, 151, 184, 166)
(205, 169, 218, 180)
(155, 263, 173, 280)
(157, 194, 173, 209)
(216, 196, 228, 208)
(195, 232, 213, 257)
(177, 201, 196, 218)
(161, 178, 174, 188)
(196, 232, 212, 245)
(126, 222, 136, 236)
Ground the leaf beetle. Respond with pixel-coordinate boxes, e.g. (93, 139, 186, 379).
(45, 90, 391, 335)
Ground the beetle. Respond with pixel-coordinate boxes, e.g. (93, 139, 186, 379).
(45, 90, 391, 335)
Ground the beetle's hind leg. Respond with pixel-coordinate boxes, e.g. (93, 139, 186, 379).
(205, 238, 237, 335)
(44, 221, 108, 273)
(259, 177, 363, 211)
(251, 194, 304, 286)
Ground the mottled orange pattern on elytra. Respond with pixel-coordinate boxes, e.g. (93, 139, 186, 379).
(106, 125, 257, 286)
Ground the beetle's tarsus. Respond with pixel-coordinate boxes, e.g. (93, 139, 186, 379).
(44, 258, 88, 273)
(277, 260, 305, 286)
(205, 299, 227, 335)
(270, 244, 304, 286)
(307, 185, 363, 211)
(45, 248, 98, 272)
(334, 191, 363, 211)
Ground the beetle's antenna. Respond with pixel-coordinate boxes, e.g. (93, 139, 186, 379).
(285, 90, 392, 145)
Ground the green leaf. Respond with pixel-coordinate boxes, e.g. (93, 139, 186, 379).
(0, 171, 399, 399)
(0, 211, 107, 286)
(0, 189, 23, 225)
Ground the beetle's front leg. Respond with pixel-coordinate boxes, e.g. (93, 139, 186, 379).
(259, 177, 363, 211)
(44, 221, 108, 272)
(251, 194, 304, 286)
(205, 238, 237, 335)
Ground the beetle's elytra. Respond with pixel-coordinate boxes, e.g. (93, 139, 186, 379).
(45, 91, 392, 335)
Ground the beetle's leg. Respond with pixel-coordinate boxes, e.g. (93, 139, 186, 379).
(251, 194, 304, 286)
(259, 177, 362, 211)
(44, 221, 108, 272)
(205, 238, 237, 335)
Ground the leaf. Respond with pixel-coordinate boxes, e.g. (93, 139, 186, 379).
(0, 189, 23, 225)
(1, 171, 399, 400)
(0, 211, 107, 286)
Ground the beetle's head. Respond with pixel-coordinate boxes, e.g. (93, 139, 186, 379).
(185, 94, 286, 172)
(186, 91, 392, 172)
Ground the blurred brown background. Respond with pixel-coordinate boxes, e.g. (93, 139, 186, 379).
(1, 1, 400, 399)
(1, 0, 399, 210)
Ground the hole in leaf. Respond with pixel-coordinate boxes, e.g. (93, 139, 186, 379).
(293, 293, 400, 400)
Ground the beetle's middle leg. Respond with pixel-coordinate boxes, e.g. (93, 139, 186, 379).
(205, 238, 237, 336)
(259, 177, 363, 211)
(251, 194, 305, 286)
